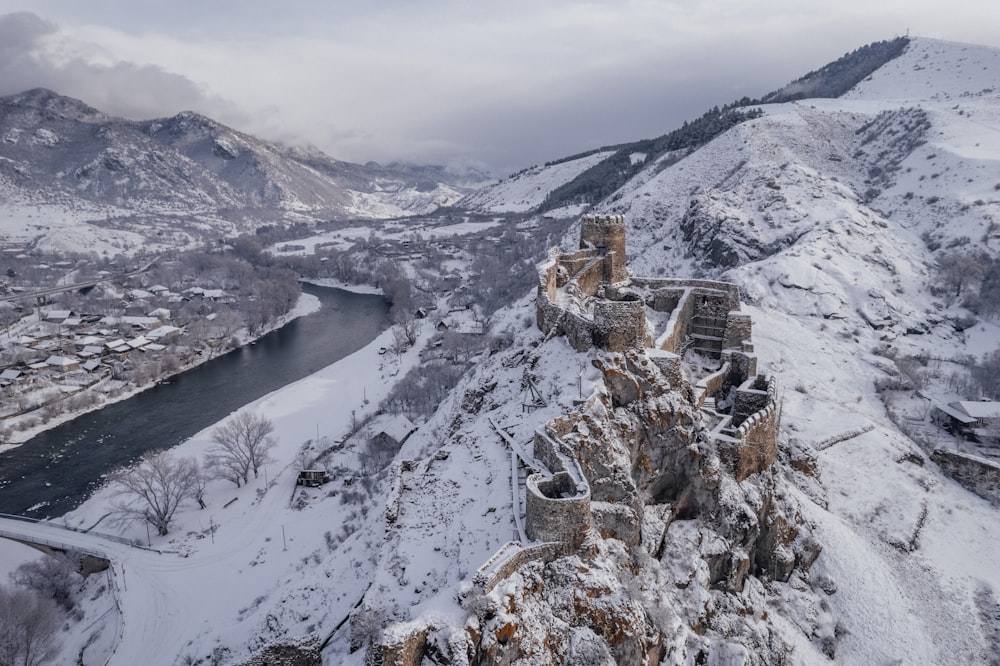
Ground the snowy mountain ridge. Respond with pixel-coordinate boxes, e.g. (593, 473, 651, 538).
(2, 36, 999, 666)
(0, 88, 481, 254)
(340, 36, 1000, 664)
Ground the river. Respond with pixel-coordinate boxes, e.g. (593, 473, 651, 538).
(0, 283, 391, 519)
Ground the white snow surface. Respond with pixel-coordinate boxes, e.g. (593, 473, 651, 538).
(3, 36, 1000, 666)
(458, 151, 613, 213)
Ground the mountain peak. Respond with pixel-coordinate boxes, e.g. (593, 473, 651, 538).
(2, 87, 106, 122)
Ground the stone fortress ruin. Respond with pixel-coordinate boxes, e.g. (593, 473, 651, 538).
(478, 213, 783, 589)
(358, 215, 790, 664)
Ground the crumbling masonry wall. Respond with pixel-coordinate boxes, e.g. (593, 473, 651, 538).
(536, 215, 647, 353)
(931, 449, 1000, 506)
(721, 376, 780, 482)
(525, 471, 591, 548)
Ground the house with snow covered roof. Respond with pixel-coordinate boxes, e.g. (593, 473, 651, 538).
(933, 399, 1000, 441)
(368, 414, 417, 451)
(44, 355, 80, 372)
(950, 400, 1000, 425)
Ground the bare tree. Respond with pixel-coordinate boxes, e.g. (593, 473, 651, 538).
(207, 411, 276, 486)
(392, 308, 419, 347)
(0, 584, 62, 666)
(938, 251, 986, 298)
(191, 461, 208, 509)
(10, 555, 82, 611)
(109, 450, 198, 536)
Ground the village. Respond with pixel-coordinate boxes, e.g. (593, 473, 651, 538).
(0, 272, 262, 446)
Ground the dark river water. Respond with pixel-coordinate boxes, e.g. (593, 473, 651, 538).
(0, 283, 390, 519)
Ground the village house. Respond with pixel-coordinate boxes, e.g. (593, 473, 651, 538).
(368, 414, 417, 452)
(933, 399, 1000, 443)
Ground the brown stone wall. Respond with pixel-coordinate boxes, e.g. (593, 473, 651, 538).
(525, 471, 591, 547)
(649, 288, 685, 314)
(695, 362, 731, 407)
(732, 376, 770, 428)
(593, 298, 647, 352)
(573, 258, 607, 297)
(931, 449, 1000, 506)
(471, 542, 568, 594)
(728, 377, 780, 481)
(535, 285, 595, 351)
(724, 312, 753, 350)
(648, 349, 683, 387)
(654, 289, 695, 352)
(724, 350, 758, 388)
(580, 214, 628, 283)
(632, 278, 741, 309)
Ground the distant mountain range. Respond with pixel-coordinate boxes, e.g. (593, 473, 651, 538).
(0, 88, 490, 254)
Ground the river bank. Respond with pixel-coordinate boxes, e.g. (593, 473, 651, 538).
(0, 293, 323, 453)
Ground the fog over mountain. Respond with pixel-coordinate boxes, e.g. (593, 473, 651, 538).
(1, 3, 999, 172)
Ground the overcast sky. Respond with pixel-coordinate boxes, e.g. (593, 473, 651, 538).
(0, 2, 998, 175)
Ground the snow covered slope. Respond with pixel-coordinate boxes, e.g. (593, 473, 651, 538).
(458, 150, 613, 214)
(0, 89, 475, 254)
(11, 37, 1000, 666)
(585, 36, 1000, 664)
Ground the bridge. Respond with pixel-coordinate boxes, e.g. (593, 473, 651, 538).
(0, 256, 159, 305)
(0, 513, 178, 666)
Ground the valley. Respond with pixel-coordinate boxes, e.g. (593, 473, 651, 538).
(0, 34, 999, 666)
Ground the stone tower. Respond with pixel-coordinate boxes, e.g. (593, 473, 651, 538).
(580, 214, 628, 284)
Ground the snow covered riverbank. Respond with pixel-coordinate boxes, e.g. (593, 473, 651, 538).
(0, 292, 322, 453)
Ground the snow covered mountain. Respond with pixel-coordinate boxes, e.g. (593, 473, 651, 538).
(0, 88, 478, 254)
(4, 36, 999, 666)
(339, 36, 1000, 664)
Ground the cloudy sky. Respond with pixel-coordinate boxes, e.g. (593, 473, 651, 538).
(0, 2, 997, 175)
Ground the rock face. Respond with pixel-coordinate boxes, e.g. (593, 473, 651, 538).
(357, 217, 819, 665)
(457, 347, 819, 665)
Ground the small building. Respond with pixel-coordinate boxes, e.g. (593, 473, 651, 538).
(933, 400, 1000, 440)
(44, 355, 80, 372)
(78, 345, 104, 358)
(148, 307, 172, 320)
(146, 325, 181, 341)
(368, 414, 417, 451)
(0, 368, 22, 385)
(296, 469, 330, 487)
(950, 400, 1000, 426)
(44, 310, 74, 323)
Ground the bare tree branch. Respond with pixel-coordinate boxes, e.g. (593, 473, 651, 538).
(207, 411, 277, 485)
(108, 450, 198, 536)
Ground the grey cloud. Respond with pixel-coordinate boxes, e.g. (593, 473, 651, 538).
(0, 12, 245, 125)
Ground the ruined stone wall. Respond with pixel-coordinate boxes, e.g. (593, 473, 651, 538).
(654, 289, 696, 353)
(536, 288, 595, 351)
(732, 375, 770, 428)
(648, 349, 683, 388)
(471, 542, 568, 594)
(592, 298, 647, 352)
(648, 287, 685, 314)
(525, 471, 591, 547)
(559, 249, 600, 281)
(695, 362, 731, 408)
(580, 214, 628, 283)
(724, 312, 753, 351)
(532, 427, 572, 476)
(728, 377, 780, 482)
(931, 449, 1000, 506)
(724, 350, 758, 388)
(632, 278, 741, 310)
(538, 248, 560, 302)
(573, 258, 607, 297)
